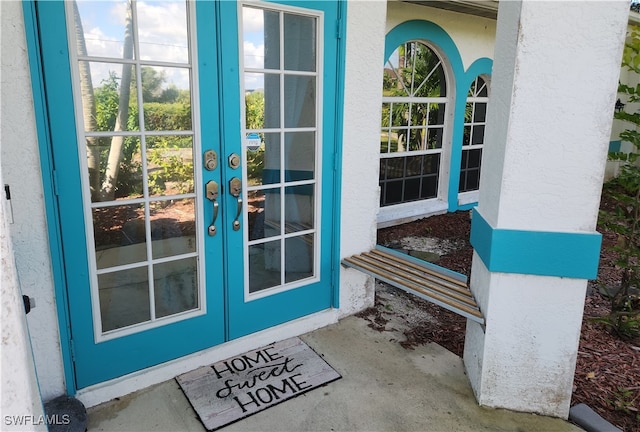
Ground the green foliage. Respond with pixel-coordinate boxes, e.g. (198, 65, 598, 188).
(597, 26, 640, 340)
(380, 42, 445, 152)
(92, 67, 194, 198)
(147, 137, 194, 195)
(245, 91, 264, 130)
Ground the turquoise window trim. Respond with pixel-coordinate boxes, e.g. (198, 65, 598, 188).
(21, 0, 76, 394)
(470, 208, 602, 279)
(384, 21, 494, 213)
(449, 57, 493, 210)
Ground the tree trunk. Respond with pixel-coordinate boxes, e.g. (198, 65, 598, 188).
(73, 1, 100, 200)
(100, 0, 134, 201)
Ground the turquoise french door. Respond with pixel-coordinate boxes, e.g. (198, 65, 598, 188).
(36, 0, 340, 389)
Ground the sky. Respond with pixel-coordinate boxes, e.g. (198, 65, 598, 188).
(76, 0, 266, 91)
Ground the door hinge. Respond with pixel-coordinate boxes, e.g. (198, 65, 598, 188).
(336, 18, 343, 39)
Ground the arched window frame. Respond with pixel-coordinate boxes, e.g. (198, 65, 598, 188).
(379, 21, 463, 226)
(453, 56, 493, 209)
(459, 75, 490, 201)
(380, 21, 493, 226)
(379, 40, 454, 207)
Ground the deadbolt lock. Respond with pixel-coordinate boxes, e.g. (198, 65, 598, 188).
(228, 153, 241, 169)
(204, 150, 218, 171)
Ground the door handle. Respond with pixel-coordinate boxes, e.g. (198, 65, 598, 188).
(206, 180, 219, 236)
(229, 177, 242, 231)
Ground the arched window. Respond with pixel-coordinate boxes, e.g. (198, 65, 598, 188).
(380, 41, 448, 207)
(459, 76, 489, 193)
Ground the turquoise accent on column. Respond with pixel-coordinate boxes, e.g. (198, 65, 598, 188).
(608, 140, 622, 152)
(470, 208, 602, 279)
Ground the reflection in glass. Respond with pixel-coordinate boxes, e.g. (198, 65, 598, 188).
(74, 1, 131, 59)
(285, 185, 314, 233)
(245, 73, 280, 129)
(247, 133, 280, 186)
(284, 132, 315, 180)
(137, 1, 189, 63)
(243, 7, 280, 69)
(429, 103, 445, 125)
(284, 14, 316, 72)
(249, 188, 281, 240)
(142, 66, 192, 131)
(150, 198, 196, 259)
(87, 136, 143, 203)
(284, 75, 316, 128)
(94, 203, 147, 269)
(249, 241, 281, 293)
(391, 103, 409, 127)
(146, 135, 194, 196)
(154, 257, 198, 318)
(427, 128, 443, 149)
(285, 235, 314, 283)
(80, 62, 139, 133)
(99, 266, 150, 332)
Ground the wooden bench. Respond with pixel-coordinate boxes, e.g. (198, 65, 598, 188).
(342, 245, 484, 325)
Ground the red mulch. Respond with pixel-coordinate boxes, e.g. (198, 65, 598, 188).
(373, 204, 640, 431)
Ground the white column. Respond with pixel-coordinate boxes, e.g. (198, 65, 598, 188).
(464, 0, 629, 418)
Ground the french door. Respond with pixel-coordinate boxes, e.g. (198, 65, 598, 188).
(36, 0, 340, 389)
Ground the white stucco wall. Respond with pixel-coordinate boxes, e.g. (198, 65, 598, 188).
(1, 163, 47, 430)
(386, 1, 496, 70)
(1, 0, 66, 401)
(338, 0, 388, 316)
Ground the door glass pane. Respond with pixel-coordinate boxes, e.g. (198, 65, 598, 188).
(150, 198, 196, 259)
(80, 62, 139, 133)
(285, 185, 314, 233)
(247, 133, 280, 186)
(284, 14, 316, 72)
(248, 188, 281, 241)
(284, 75, 316, 128)
(137, 1, 189, 63)
(154, 257, 198, 318)
(243, 7, 280, 70)
(285, 234, 314, 283)
(245, 73, 280, 129)
(146, 135, 194, 196)
(249, 241, 281, 293)
(94, 203, 147, 269)
(142, 66, 192, 131)
(73, 2, 133, 59)
(99, 266, 150, 332)
(284, 132, 314, 181)
(87, 136, 143, 203)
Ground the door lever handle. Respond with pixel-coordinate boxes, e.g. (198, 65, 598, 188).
(229, 177, 242, 231)
(233, 197, 242, 231)
(206, 180, 219, 236)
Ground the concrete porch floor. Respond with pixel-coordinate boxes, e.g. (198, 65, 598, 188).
(86, 310, 583, 432)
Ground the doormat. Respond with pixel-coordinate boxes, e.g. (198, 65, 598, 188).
(176, 337, 341, 431)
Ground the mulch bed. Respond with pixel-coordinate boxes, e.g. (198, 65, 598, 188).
(371, 203, 640, 431)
